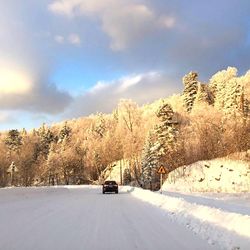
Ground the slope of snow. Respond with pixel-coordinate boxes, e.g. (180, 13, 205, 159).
(161, 191, 250, 216)
(0, 186, 215, 250)
(163, 158, 250, 192)
(130, 188, 250, 250)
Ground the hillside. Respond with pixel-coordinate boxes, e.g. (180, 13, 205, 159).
(0, 67, 250, 189)
(163, 156, 250, 193)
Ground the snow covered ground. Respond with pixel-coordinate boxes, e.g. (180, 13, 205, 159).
(0, 185, 216, 250)
(131, 188, 250, 250)
(1, 185, 249, 250)
(164, 158, 250, 192)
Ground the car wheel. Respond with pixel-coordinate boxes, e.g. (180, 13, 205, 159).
(115, 190, 118, 194)
(103, 190, 105, 194)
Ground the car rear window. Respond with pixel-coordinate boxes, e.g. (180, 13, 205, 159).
(104, 181, 117, 185)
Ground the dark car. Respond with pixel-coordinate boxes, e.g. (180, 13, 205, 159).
(102, 180, 118, 194)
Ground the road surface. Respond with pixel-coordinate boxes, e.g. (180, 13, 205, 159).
(0, 186, 218, 250)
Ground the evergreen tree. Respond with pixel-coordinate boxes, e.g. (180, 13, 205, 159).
(155, 102, 178, 157)
(141, 131, 159, 190)
(223, 78, 243, 116)
(182, 71, 199, 112)
(21, 128, 27, 137)
(38, 124, 55, 156)
(123, 168, 132, 185)
(5, 129, 22, 151)
(242, 97, 250, 118)
(58, 122, 71, 142)
(209, 67, 237, 110)
(194, 83, 213, 106)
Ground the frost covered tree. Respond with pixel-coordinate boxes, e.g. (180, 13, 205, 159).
(223, 78, 243, 116)
(123, 168, 132, 185)
(155, 102, 178, 159)
(141, 131, 159, 190)
(182, 71, 199, 112)
(209, 67, 237, 110)
(38, 124, 55, 156)
(209, 67, 249, 118)
(5, 129, 22, 152)
(92, 113, 106, 138)
(4, 130, 23, 185)
(237, 72, 250, 119)
(194, 83, 213, 107)
(58, 122, 71, 142)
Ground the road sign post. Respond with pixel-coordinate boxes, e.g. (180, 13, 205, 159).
(157, 165, 167, 194)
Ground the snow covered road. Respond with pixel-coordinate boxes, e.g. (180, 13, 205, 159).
(0, 186, 216, 250)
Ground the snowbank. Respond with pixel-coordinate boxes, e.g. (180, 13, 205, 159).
(128, 187, 250, 250)
(163, 158, 250, 192)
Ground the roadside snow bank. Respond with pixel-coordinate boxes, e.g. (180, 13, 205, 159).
(163, 158, 250, 192)
(129, 187, 250, 250)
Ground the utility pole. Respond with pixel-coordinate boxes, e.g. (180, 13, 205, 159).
(160, 173, 163, 194)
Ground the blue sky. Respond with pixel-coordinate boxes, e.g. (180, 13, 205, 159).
(0, 0, 250, 131)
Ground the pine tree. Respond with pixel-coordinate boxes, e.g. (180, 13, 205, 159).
(223, 78, 243, 116)
(182, 71, 199, 112)
(5, 129, 22, 152)
(123, 168, 131, 185)
(209, 67, 237, 110)
(242, 97, 250, 118)
(58, 122, 71, 142)
(141, 131, 159, 190)
(38, 124, 55, 156)
(155, 102, 178, 158)
(194, 83, 213, 106)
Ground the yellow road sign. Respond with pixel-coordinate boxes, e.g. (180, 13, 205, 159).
(157, 165, 166, 174)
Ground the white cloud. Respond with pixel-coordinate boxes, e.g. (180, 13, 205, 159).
(158, 16, 176, 29)
(54, 33, 81, 46)
(68, 33, 81, 45)
(0, 62, 72, 114)
(0, 111, 18, 125)
(49, 0, 176, 50)
(54, 35, 65, 44)
(0, 66, 32, 95)
(65, 71, 179, 118)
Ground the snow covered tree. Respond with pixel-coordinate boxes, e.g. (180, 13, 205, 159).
(155, 102, 178, 157)
(141, 131, 159, 190)
(123, 168, 132, 185)
(209, 67, 237, 110)
(5, 129, 22, 152)
(223, 78, 243, 116)
(194, 83, 213, 107)
(38, 124, 55, 156)
(4, 130, 23, 185)
(182, 71, 199, 112)
(58, 122, 71, 142)
(242, 97, 250, 118)
(92, 113, 106, 138)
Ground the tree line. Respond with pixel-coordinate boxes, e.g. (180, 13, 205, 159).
(0, 67, 249, 189)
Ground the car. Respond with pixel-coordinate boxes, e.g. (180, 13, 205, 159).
(102, 180, 118, 194)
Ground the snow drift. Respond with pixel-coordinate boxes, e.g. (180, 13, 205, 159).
(163, 158, 250, 193)
(129, 187, 250, 250)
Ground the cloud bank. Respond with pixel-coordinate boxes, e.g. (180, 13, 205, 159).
(0, 0, 249, 129)
(66, 72, 179, 118)
(49, 0, 175, 50)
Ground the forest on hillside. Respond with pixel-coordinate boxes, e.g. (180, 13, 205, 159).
(0, 67, 250, 189)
